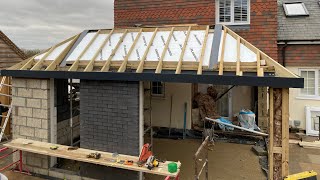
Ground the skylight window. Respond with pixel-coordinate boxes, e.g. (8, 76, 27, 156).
(283, 2, 309, 16)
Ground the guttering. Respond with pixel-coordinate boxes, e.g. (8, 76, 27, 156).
(278, 39, 320, 45)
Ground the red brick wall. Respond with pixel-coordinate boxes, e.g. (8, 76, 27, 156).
(278, 44, 320, 66)
(114, 0, 278, 60)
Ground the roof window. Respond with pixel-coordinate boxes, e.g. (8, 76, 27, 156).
(283, 2, 309, 16)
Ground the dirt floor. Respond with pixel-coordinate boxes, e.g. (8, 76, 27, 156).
(2, 139, 320, 180)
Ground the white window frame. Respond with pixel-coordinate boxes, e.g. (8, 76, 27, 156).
(151, 82, 165, 97)
(298, 69, 320, 99)
(283, 2, 309, 17)
(215, 0, 251, 25)
(305, 106, 320, 136)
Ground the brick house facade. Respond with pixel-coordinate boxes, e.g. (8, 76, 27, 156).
(114, 0, 278, 60)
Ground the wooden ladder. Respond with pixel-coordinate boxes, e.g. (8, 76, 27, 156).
(0, 76, 12, 142)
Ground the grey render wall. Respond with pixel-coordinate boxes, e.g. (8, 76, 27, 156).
(80, 80, 140, 179)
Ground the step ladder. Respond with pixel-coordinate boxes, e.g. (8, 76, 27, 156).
(0, 76, 13, 143)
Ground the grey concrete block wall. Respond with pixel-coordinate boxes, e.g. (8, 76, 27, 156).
(80, 80, 140, 180)
(11, 78, 51, 173)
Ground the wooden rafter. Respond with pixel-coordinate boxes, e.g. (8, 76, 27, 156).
(281, 88, 289, 177)
(101, 30, 128, 72)
(236, 37, 241, 76)
(118, 29, 143, 72)
(19, 55, 38, 70)
(45, 34, 80, 71)
(268, 88, 274, 180)
(224, 25, 297, 78)
(257, 51, 264, 77)
(197, 26, 210, 75)
(84, 30, 114, 72)
(175, 26, 192, 74)
(218, 28, 227, 75)
(136, 28, 158, 73)
(31, 35, 77, 71)
(155, 27, 175, 74)
(68, 30, 101, 71)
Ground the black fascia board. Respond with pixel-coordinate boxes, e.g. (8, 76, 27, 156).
(1, 70, 304, 88)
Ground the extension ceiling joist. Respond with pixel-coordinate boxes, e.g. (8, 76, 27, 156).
(1, 25, 303, 88)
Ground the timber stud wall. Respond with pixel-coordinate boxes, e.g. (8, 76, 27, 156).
(114, 0, 278, 60)
(80, 80, 140, 179)
(11, 78, 51, 174)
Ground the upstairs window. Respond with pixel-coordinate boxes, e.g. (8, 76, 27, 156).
(300, 69, 320, 97)
(216, 0, 250, 25)
(283, 2, 309, 17)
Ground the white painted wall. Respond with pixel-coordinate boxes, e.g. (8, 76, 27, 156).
(144, 82, 192, 129)
(286, 67, 320, 130)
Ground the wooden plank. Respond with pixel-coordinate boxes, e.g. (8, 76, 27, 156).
(175, 26, 192, 74)
(282, 88, 289, 177)
(269, 88, 274, 180)
(31, 35, 77, 71)
(118, 29, 143, 72)
(101, 30, 128, 72)
(236, 37, 241, 76)
(273, 147, 282, 154)
(136, 28, 158, 73)
(155, 27, 175, 74)
(8, 56, 35, 70)
(20, 55, 38, 70)
(197, 25, 210, 75)
(4, 138, 181, 177)
(68, 30, 101, 71)
(218, 28, 227, 75)
(224, 25, 297, 78)
(84, 30, 114, 72)
(46, 34, 80, 71)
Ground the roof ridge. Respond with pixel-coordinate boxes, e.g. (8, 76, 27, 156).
(0, 31, 27, 60)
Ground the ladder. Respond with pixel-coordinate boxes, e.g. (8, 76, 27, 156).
(0, 76, 12, 142)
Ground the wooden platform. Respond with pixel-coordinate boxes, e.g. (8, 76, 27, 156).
(4, 138, 181, 177)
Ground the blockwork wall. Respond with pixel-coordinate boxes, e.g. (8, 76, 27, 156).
(80, 80, 140, 179)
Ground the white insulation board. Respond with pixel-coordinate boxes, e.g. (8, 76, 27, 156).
(128, 32, 154, 61)
(112, 32, 138, 60)
(96, 33, 123, 61)
(81, 34, 108, 60)
(146, 31, 170, 61)
(66, 32, 97, 61)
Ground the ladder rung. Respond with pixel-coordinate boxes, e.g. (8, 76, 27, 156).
(0, 93, 12, 97)
(0, 84, 12, 87)
(0, 104, 11, 108)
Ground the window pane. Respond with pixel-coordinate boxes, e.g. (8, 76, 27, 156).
(301, 70, 316, 95)
(284, 3, 308, 16)
(219, 0, 231, 22)
(234, 0, 248, 22)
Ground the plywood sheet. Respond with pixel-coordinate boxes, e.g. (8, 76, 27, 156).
(5, 138, 181, 177)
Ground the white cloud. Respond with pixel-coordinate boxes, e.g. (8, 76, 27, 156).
(0, 0, 114, 49)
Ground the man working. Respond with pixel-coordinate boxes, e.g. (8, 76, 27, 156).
(0, 101, 9, 126)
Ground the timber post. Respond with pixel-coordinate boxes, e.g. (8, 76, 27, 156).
(268, 88, 289, 180)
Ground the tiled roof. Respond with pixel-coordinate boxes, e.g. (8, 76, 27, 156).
(278, 0, 320, 41)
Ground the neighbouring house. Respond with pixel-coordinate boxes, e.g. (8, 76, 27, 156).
(277, 0, 320, 136)
(114, 0, 279, 129)
(0, 1, 304, 180)
(0, 31, 26, 135)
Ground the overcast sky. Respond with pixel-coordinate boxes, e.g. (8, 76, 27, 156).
(0, 0, 114, 49)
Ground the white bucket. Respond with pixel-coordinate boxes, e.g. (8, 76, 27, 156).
(0, 173, 8, 180)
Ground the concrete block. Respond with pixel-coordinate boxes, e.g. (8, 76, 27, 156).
(12, 97, 26, 107)
(27, 99, 41, 108)
(26, 117, 42, 128)
(41, 119, 48, 129)
(251, 145, 267, 156)
(18, 107, 32, 117)
(65, 174, 81, 180)
(35, 128, 48, 140)
(49, 170, 65, 179)
(33, 108, 49, 119)
(27, 79, 41, 89)
(18, 88, 32, 98)
(15, 116, 27, 126)
(26, 156, 42, 168)
(32, 167, 49, 176)
(41, 99, 48, 109)
(20, 126, 35, 137)
(32, 89, 48, 99)
(12, 78, 27, 88)
(41, 80, 49, 90)
(41, 158, 49, 169)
